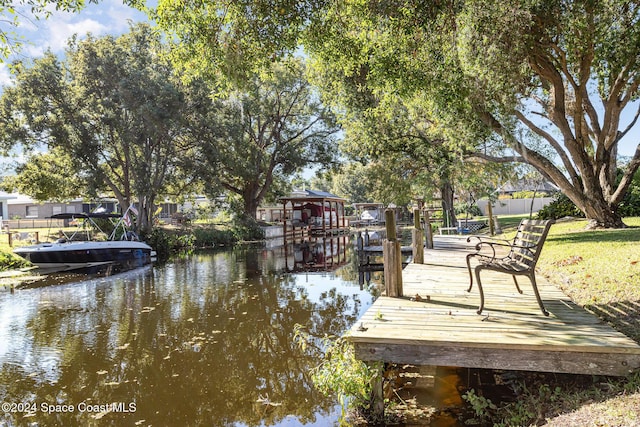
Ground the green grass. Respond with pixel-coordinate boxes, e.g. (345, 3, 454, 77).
(539, 218, 640, 308)
(493, 213, 532, 230)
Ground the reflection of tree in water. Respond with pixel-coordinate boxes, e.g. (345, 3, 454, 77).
(0, 248, 368, 426)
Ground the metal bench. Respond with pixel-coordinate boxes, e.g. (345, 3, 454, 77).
(465, 219, 555, 316)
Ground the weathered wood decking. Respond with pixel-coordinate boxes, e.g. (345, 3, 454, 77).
(349, 236, 640, 376)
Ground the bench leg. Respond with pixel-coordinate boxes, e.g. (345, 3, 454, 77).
(512, 276, 523, 294)
(529, 274, 549, 316)
(465, 254, 475, 292)
(473, 267, 485, 315)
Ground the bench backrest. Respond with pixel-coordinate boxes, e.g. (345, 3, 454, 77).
(509, 219, 554, 269)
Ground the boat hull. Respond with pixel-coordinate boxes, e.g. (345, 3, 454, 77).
(14, 241, 155, 273)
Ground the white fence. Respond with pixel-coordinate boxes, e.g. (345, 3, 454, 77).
(477, 197, 554, 216)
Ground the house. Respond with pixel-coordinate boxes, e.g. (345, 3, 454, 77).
(497, 180, 558, 197)
(7, 194, 118, 219)
(0, 192, 15, 221)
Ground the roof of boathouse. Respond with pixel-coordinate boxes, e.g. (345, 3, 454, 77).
(280, 189, 345, 203)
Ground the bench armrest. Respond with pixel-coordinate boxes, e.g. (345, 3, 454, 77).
(467, 236, 539, 263)
(467, 235, 511, 246)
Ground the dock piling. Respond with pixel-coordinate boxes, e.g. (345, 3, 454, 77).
(412, 208, 424, 264)
(424, 209, 434, 249)
(383, 209, 403, 297)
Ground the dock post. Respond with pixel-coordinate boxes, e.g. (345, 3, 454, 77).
(383, 209, 403, 297)
(424, 209, 434, 249)
(356, 231, 365, 267)
(369, 363, 385, 421)
(487, 202, 495, 236)
(412, 208, 424, 264)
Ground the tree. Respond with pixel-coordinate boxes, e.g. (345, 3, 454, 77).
(153, 0, 640, 228)
(326, 163, 372, 204)
(302, 0, 640, 228)
(0, 24, 185, 233)
(185, 58, 340, 222)
(450, 1, 640, 228)
(1, 147, 85, 201)
(307, 55, 469, 225)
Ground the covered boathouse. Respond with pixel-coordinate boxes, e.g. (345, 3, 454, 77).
(280, 190, 349, 237)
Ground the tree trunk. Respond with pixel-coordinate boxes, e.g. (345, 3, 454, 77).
(134, 193, 156, 235)
(440, 181, 457, 228)
(581, 199, 625, 229)
(244, 193, 260, 222)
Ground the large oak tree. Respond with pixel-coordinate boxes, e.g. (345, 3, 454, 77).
(183, 58, 339, 223)
(0, 23, 185, 233)
(154, 0, 640, 228)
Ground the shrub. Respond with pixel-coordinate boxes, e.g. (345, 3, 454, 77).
(294, 326, 383, 424)
(232, 217, 265, 241)
(511, 190, 537, 199)
(145, 225, 241, 259)
(618, 185, 640, 217)
(537, 193, 584, 220)
(144, 228, 195, 260)
(192, 227, 235, 247)
(0, 251, 31, 271)
(455, 202, 482, 217)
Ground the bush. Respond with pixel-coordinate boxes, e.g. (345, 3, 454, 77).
(0, 251, 32, 271)
(145, 225, 241, 259)
(455, 202, 482, 217)
(144, 228, 172, 260)
(192, 227, 235, 247)
(618, 185, 640, 217)
(232, 217, 265, 241)
(294, 326, 383, 424)
(511, 190, 537, 199)
(537, 193, 584, 220)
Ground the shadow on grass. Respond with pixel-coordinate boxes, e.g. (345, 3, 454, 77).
(547, 226, 640, 244)
(586, 300, 640, 344)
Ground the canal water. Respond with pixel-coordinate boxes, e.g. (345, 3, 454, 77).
(0, 241, 382, 426)
(0, 238, 472, 426)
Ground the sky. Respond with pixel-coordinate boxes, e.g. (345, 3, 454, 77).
(0, 0, 150, 87)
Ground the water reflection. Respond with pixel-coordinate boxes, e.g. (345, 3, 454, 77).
(283, 236, 349, 272)
(0, 245, 375, 426)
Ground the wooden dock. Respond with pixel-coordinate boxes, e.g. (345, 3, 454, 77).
(349, 236, 640, 376)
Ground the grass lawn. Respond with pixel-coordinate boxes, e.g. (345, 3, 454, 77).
(540, 218, 640, 305)
(495, 217, 640, 345)
(492, 215, 640, 341)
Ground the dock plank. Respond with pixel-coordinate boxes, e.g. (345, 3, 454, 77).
(349, 240, 640, 376)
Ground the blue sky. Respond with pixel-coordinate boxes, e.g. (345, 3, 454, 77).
(0, 0, 149, 87)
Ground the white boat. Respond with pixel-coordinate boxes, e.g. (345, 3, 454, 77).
(13, 212, 155, 273)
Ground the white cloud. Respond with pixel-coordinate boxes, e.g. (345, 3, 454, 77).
(46, 17, 109, 53)
(1, 2, 149, 92)
(9, 0, 148, 59)
(0, 63, 12, 87)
